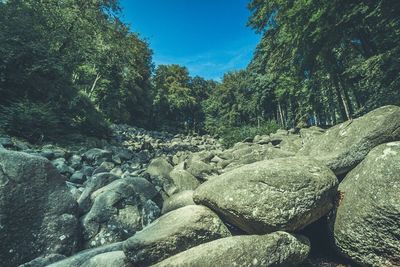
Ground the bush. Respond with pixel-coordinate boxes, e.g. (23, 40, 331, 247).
(0, 100, 62, 143)
(67, 92, 111, 138)
(219, 121, 280, 148)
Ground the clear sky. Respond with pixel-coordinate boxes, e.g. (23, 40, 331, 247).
(119, 0, 261, 81)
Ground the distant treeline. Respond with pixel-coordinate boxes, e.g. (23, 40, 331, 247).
(0, 0, 399, 143)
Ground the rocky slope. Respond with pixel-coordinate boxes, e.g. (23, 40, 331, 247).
(0, 105, 399, 267)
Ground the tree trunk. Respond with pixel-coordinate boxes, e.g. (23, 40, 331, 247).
(88, 74, 101, 98)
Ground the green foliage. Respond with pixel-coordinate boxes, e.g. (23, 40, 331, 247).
(0, 0, 153, 139)
(67, 92, 111, 138)
(219, 121, 279, 148)
(0, 100, 61, 143)
(246, 0, 400, 126)
(152, 65, 215, 133)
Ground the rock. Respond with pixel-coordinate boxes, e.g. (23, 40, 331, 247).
(141, 199, 161, 227)
(92, 161, 115, 175)
(68, 154, 82, 170)
(146, 157, 173, 179)
(19, 254, 67, 267)
(153, 232, 310, 267)
(299, 105, 400, 175)
(169, 168, 200, 191)
(0, 150, 79, 266)
(82, 177, 159, 248)
(329, 142, 400, 266)
(223, 145, 294, 172)
(186, 159, 216, 180)
(82, 148, 112, 164)
(0, 136, 13, 148)
(78, 173, 120, 213)
(278, 135, 303, 153)
(47, 242, 123, 267)
(123, 205, 231, 266)
(69, 171, 86, 184)
(51, 158, 75, 177)
(81, 165, 94, 177)
(80, 251, 126, 267)
(299, 126, 325, 146)
(161, 190, 196, 214)
(194, 157, 338, 234)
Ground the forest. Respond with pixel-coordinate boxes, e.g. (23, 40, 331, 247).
(0, 0, 399, 145)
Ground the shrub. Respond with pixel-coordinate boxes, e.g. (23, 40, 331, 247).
(219, 121, 280, 148)
(67, 92, 111, 138)
(0, 99, 61, 143)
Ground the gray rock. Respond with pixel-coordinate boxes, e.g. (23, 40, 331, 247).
(80, 251, 127, 267)
(78, 173, 120, 213)
(82, 177, 159, 248)
(0, 150, 79, 266)
(186, 159, 216, 180)
(223, 145, 294, 172)
(299, 105, 400, 175)
(69, 171, 86, 184)
(19, 254, 66, 267)
(123, 205, 231, 266)
(169, 168, 200, 191)
(194, 157, 338, 234)
(82, 148, 112, 164)
(48, 242, 123, 267)
(146, 157, 173, 179)
(141, 199, 161, 227)
(0, 137, 13, 148)
(278, 135, 303, 153)
(329, 142, 400, 266)
(161, 190, 195, 214)
(82, 177, 160, 248)
(153, 232, 310, 267)
(51, 158, 75, 176)
(68, 154, 82, 170)
(92, 161, 115, 175)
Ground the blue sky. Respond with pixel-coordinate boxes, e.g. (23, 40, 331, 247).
(119, 0, 261, 80)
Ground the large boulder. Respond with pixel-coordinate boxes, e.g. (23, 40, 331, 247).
(146, 157, 173, 179)
(161, 190, 196, 214)
(80, 251, 126, 267)
(299, 105, 400, 175)
(329, 142, 400, 266)
(153, 232, 310, 267)
(222, 145, 294, 172)
(82, 177, 160, 248)
(194, 157, 338, 234)
(78, 173, 120, 213)
(123, 205, 231, 266)
(48, 242, 123, 267)
(169, 168, 200, 191)
(0, 150, 79, 266)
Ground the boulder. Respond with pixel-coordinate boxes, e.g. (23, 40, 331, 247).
(153, 232, 310, 267)
(278, 135, 303, 153)
(161, 190, 196, 214)
(329, 142, 400, 266)
(82, 177, 159, 248)
(146, 157, 173, 179)
(123, 205, 231, 266)
(299, 105, 400, 175)
(19, 254, 67, 267)
(0, 150, 79, 266)
(223, 145, 294, 172)
(194, 157, 338, 234)
(82, 148, 112, 164)
(78, 173, 120, 213)
(186, 159, 217, 180)
(169, 168, 200, 191)
(47, 242, 123, 267)
(80, 251, 126, 267)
